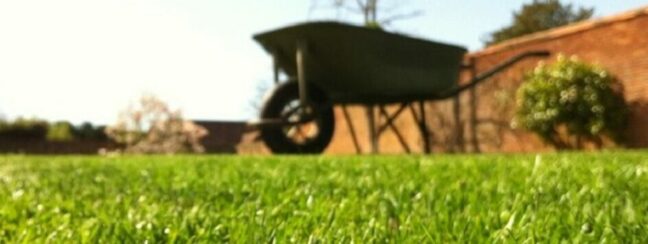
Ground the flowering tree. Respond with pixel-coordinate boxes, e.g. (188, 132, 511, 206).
(105, 95, 208, 154)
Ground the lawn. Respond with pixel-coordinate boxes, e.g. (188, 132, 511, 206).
(1, 152, 647, 242)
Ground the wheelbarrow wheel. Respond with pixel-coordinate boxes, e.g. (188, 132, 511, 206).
(260, 81, 334, 154)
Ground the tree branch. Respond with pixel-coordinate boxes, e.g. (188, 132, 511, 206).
(380, 10, 424, 26)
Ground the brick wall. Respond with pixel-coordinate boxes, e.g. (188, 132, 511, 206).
(0, 138, 114, 154)
(0, 121, 247, 154)
(194, 121, 246, 153)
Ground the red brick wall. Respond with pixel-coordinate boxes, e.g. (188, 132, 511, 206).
(194, 121, 246, 153)
(0, 138, 114, 154)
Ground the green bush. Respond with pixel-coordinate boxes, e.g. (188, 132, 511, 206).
(0, 118, 48, 139)
(513, 56, 628, 149)
(46, 121, 74, 142)
(0, 119, 109, 141)
(72, 122, 108, 141)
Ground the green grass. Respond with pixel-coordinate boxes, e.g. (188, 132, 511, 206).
(1, 152, 647, 242)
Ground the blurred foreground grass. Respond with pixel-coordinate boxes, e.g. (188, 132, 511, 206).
(1, 152, 647, 242)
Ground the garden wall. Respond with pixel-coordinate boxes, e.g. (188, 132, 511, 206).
(194, 121, 247, 153)
(0, 138, 113, 154)
(0, 121, 247, 154)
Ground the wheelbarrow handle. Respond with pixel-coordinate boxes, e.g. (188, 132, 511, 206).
(440, 50, 551, 98)
(524, 50, 551, 57)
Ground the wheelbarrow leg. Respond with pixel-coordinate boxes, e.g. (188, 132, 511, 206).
(378, 106, 411, 153)
(366, 105, 378, 154)
(410, 101, 431, 154)
(296, 41, 309, 113)
(342, 105, 363, 154)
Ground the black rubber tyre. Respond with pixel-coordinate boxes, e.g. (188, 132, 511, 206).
(260, 81, 335, 154)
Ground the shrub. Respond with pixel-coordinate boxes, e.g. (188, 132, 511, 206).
(0, 118, 48, 139)
(513, 55, 628, 149)
(0, 119, 109, 142)
(46, 121, 74, 142)
(72, 122, 108, 141)
(105, 95, 208, 154)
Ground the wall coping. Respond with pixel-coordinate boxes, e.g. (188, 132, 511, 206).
(471, 5, 648, 57)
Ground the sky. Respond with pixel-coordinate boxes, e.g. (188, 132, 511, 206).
(0, 0, 645, 124)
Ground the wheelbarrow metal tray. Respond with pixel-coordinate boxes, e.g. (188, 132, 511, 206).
(254, 22, 467, 104)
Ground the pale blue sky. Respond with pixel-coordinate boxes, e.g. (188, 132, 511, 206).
(0, 0, 645, 124)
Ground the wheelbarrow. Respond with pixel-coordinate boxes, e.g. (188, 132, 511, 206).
(250, 22, 549, 154)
